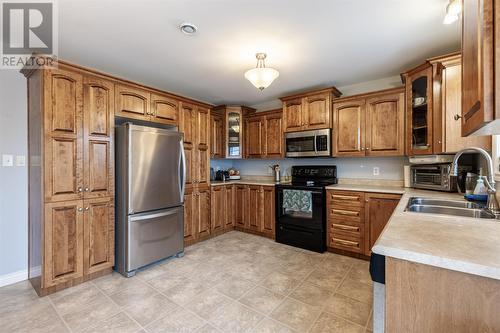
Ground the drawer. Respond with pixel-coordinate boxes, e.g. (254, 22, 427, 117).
(329, 221, 363, 235)
(329, 231, 364, 254)
(328, 191, 365, 208)
(328, 207, 364, 223)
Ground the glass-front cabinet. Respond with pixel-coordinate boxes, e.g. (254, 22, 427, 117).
(404, 64, 433, 155)
(227, 109, 242, 158)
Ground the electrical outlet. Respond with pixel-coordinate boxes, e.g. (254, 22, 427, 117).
(373, 167, 380, 176)
(2, 154, 13, 167)
(16, 155, 26, 167)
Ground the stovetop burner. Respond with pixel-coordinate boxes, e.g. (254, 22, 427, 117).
(283, 165, 338, 188)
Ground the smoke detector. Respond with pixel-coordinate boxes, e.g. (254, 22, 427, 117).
(179, 22, 198, 35)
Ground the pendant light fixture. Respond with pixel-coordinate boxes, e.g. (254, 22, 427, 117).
(443, 0, 461, 24)
(244, 53, 279, 90)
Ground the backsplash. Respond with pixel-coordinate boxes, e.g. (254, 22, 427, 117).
(211, 156, 407, 180)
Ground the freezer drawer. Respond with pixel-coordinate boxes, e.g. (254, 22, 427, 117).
(127, 207, 184, 272)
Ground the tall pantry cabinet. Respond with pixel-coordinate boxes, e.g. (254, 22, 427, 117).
(23, 63, 115, 296)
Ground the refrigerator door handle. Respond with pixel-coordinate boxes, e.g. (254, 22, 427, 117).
(179, 140, 186, 200)
(130, 209, 178, 222)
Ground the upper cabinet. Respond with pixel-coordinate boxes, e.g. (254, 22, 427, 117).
(280, 87, 342, 132)
(461, 0, 497, 136)
(210, 112, 224, 158)
(244, 109, 284, 159)
(333, 88, 405, 157)
(115, 84, 150, 121)
(150, 93, 178, 125)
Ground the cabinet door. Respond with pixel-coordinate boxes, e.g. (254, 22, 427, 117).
(44, 68, 84, 202)
(406, 66, 434, 155)
(283, 98, 303, 132)
(183, 190, 197, 243)
(114, 84, 150, 121)
(197, 107, 210, 187)
(83, 76, 114, 199)
(225, 185, 235, 228)
(264, 112, 283, 158)
(210, 186, 225, 232)
(304, 92, 331, 130)
(235, 185, 248, 228)
(83, 197, 114, 275)
(210, 114, 224, 158)
(180, 102, 196, 146)
(441, 59, 492, 152)
(333, 100, 366, 156)
(44, 200, 84, 287)
(151, 93, 178, 125)
(261, 186, 275, 237)
(245, 116, 265, 158)
(365, 91, 405, 156)
(461, 0, 495, 136)
(365, 193, 401, 256)
(197, 187, 211, 238)
(248, 186, 263, 231)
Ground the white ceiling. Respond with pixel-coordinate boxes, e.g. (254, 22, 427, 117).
(59, 0, 460, 108)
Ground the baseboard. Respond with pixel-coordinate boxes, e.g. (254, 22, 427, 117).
(0, 269, 28, 288)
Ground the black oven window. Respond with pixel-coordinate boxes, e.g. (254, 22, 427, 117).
(286, 136, 314, 152)
(282, 189, 313, 219)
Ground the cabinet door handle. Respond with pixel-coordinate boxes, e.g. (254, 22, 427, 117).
(332, 223, 360, 232)
(331, 194, 359, 201)
(332, 237, 359, 247)
(454, 114, 462, 121)
(84, 187, 89, 192)
(78, 207, 83, 212)
(85, 207, 90, 211)
(366, 147, 370, 151)
(78, 187, 83, 192)
(332, 209, 359, 216)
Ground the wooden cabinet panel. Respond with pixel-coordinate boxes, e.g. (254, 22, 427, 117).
(210, 186, 225, 232)
(261, 186, 275, 236)
(225, 185, 235, 228)
(84, 197, 114, 274)
(365, 92, 404, 156)
(44, 69, 84, 202)
(264, 113, 283, 158)
(83, 76, 114, 199)
(210, 114, 224, 158)
(44, 200, 84, 287)
(197, 107, 210, 147)
(304, 93, 331, 129)
(333, 100, 365, 156)
(115, 84, 150, 121)
(248, 186, 263, 231)
(151, 93, 178, 125)
(183, 145, 195, 190)
(197, 188, 211, 238)
(245, 117, 265, 157)
(283, 98, 303, 132)
(365, 193, 400, 255)
(461, 0, 495, 136)
(180, 102, 196, 146)
(235, 185, 248, 228)
(183, 190, 197, 243)
(197, 147, 209, 187)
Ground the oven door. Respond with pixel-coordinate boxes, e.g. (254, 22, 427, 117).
(285, 129, 331, 157)
(275, 186, 325, 230)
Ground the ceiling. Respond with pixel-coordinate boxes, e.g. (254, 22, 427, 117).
(59, 0, 460, 108)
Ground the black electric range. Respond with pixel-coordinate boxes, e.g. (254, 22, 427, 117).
(275, 165, 337, 252)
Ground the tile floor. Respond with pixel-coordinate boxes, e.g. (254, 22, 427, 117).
(0, 231, 373, 333)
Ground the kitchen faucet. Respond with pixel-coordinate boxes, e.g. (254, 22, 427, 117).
(451, 147, 500, 217)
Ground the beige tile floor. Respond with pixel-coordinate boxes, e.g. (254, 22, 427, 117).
(0, 231, 374, 333)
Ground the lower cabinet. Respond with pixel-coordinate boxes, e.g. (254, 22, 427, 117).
(261, 186, 275, 237)
(327, 190, 401, 256)
(225, 185, 235, 228)
(183, 186, 211, 245)
(44, 197, 114, 289)
(210, 185, 225, 232)
(235, 185, 249, 228)
(235, 184, 275, 238)
(248, 186, 263, 231)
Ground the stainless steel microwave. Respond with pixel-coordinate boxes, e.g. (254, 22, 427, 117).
(285, 129, 331, 157)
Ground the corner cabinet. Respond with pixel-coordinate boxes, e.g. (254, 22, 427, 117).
(24, 64, 115, 296)
(333, 88, 405, 157)
(280, 87, 342, 132)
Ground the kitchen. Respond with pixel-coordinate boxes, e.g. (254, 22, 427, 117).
(1, 0, 500, 332)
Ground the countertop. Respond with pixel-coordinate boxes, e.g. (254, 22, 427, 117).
(210, 180, 283, 186)
(325, 184, 406, 194)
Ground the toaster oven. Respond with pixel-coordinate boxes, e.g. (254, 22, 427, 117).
(410, 164, 457, 192)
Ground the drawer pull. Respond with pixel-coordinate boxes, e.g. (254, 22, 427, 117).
(332, 237, 359, 247)
(332, 224, 360, 232)
(332, 209, 359, 216)
(331, 194, 359, 201)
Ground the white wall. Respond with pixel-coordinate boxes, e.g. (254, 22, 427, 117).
(0, 71, 28, 281)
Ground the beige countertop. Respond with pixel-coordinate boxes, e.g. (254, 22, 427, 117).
(210, 180, 282, 186)
(325, 184, 406, 194)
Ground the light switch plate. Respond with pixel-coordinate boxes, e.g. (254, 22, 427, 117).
(2, 154, 13, 167)
(16, 155, 26, 167)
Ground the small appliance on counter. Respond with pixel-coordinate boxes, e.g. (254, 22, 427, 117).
(215, 170, 230, 181)
(228, 167, 241, 180)
(270, 164, 281, 183)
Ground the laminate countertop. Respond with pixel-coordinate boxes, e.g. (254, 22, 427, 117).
(210, 180, 284, 187)
(328, 185, 500, 280)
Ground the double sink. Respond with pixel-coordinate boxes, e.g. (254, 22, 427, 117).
(406, 197, 496, 219)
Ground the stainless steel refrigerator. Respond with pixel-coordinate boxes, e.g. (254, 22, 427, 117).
(115, 123, 186, 277)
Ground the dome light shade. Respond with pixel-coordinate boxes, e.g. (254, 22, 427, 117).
(244, 53, 279, 90)
(443, 0, 461, 24)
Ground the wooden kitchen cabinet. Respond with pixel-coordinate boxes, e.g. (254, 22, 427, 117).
(183, 189, 197, 244)
(150, 93, 178, 125)
(261, 186, 275, 237)
(225, 185, 235, 229)
(115, 84, 150, 121)
(210, 186, 225, 232)
(210, 113, 224, 158)
(280, 87, 342, 132)
(197, 187, 211, 239)
(244, 109, 283, 159)
(235, 184, 249, 228)
(333, 87, 405, 157)
(364, 193, 400, 255)
(248, 185, 264, 231)
(183, 186, 211, 244)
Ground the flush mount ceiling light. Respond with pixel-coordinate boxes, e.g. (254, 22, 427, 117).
(443, 0, 461, 24)
(179, 22, 198, 35)
(244, 53, 279, 91)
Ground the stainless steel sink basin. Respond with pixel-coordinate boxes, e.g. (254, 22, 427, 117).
(407, 197, 483, 209)
(406, 204, 495, 219)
